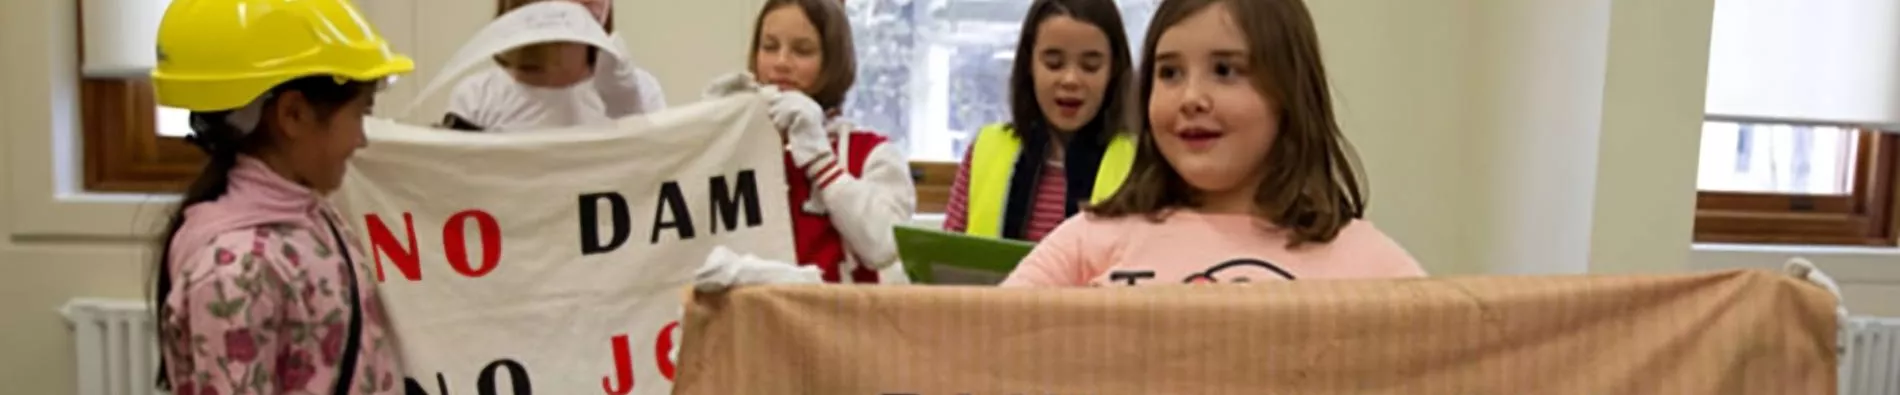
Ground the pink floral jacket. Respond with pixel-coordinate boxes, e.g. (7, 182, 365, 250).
(161, 156, 402, 395)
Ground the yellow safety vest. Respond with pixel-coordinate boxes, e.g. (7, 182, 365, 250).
(965, 123, 1135, 238)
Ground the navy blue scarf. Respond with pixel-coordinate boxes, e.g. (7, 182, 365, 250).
(1000, 120, 1110, 240)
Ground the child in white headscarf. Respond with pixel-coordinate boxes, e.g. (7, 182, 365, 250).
(441, 0, 666, 132)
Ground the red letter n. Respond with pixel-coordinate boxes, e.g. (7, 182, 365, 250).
(367, 213, 420, 282)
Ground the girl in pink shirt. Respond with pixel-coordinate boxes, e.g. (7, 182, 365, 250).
(149, 1, 413, 393)
(1004, 0, 1426, 287)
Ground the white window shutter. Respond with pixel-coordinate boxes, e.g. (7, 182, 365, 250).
(1704, 0, 1900, 129)
(79, 0, 173, 78)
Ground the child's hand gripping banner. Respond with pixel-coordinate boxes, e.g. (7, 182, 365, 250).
(334, 93, 795, 395)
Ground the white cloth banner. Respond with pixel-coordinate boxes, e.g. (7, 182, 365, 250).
(333, 94, 796, 395)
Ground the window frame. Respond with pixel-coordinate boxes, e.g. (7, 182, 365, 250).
(909, 161, 957, 214)
(76, 1, 204, 193)
(87, 77, 974, 213)
(1692, 127, 1899, 246)
(79, 0, 979, 213)
(849, 0, 1159, 215)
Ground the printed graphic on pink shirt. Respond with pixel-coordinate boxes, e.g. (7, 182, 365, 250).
(1098, 258, 1297, 286)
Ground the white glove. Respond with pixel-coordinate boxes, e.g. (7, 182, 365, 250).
(668, 306, 682, 366)
(592, 35, 659, 117)
(1784, 257, 1848, 319)
(701, 71, 762, 100)
(1785, 256, 1850, 358)
(1784, 257, 1842, 298)
(768, 91, 833, 168)
(677, 247, 821, 367)
(695, 246, 823, 292)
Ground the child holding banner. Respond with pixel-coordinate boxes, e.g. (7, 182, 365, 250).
(706, 0, 917, 284)
(942, 0, 1139, 242)
(440, 0, 667, 131)
(147, 0, 414, 393)
(1003, 0, 1426, 287)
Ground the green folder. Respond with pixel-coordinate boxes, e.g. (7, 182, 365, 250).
(892, 225, 1035, 285)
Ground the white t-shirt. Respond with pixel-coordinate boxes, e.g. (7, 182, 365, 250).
(444, 57, 666, 132)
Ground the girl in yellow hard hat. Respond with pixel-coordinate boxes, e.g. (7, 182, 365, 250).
(147, 0, 414, 394)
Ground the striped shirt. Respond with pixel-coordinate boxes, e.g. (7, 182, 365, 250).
(943, 147, 1070, 242)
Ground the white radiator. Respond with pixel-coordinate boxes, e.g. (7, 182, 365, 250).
(61, 298, 167, 395)
(1845, 316, 1900, 395)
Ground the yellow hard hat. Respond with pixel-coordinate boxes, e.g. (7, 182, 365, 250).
(152, 0, 416, 112)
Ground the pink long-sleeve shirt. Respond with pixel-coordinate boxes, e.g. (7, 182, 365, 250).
(161, 156, 402, 395)
(1002, 211, 1427, 287)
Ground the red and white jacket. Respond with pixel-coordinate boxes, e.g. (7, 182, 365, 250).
(786, 119, 915, 284)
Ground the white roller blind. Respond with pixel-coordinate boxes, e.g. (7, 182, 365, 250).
(79, 0, 172, 78)
(1704, 0, 1900, 128)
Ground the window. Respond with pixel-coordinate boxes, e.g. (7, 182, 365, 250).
(844, 0, 1158, 213)
(76, 0, 205, 194)
(1696, 0, 1900, 245)
(1692, 123, 1897, 245)
(80, 78, 204, 193)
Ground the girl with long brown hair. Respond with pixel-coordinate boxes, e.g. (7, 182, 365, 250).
(1003, 0, 1425, 287)
(941, 0, 1139, 242)
(705, 0, 917, 284)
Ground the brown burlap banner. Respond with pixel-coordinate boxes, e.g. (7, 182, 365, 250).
(676, 269, 1836, 394)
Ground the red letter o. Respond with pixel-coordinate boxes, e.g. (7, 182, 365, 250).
(655, 321, 680, 380)
(443, 209, 502, 278)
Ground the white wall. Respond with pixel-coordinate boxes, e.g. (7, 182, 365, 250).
(616, 0, 767, 105)
(1694, 245, 1900, 309)
(2, 2, 170, 394)
(3, 0, 1895, 393)
(0, 1, 495, 393)
(1586, 0, 1715, 275)
(1306, 0, 1481, 275)
(1309, 0, 1717, 278)
(1465, 0, 1616, 275)
(356, 0, 485, 124)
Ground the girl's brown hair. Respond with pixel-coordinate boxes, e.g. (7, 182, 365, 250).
(1091, 0, 1367, 247)
(746, 0, 858, 111)
(493, 0, 614, 70)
